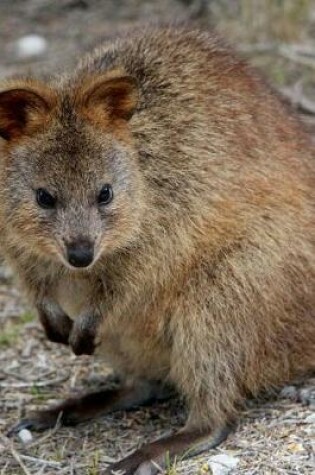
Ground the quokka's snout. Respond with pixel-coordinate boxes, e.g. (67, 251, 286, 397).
(66, 238, 94, 268)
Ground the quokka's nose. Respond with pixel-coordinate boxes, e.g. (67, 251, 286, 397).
(67, 241, 94, 268)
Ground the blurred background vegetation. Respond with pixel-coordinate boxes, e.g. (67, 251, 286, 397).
(0, 1, 314, 91)
(0, 0, 314, 141)
(210, 0, 313, 41)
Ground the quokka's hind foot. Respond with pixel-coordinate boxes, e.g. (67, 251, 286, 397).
(104, 422, 235, 475)
(7, 380, 173, 437)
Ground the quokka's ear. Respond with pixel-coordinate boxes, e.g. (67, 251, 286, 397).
(80, 72, 138, 122)
(0, 85, 52, 141)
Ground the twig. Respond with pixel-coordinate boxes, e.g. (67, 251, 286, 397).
(279, 43, 315, 58)
(19, 454, 62, 468)
(281, 85, 315, 115)
(0, 373, 69, 388)
(151, 459, 164, 473)
(238, 42, 276, 54)
(10, 446, 32, 475)
(0, 462, 9, 475)
(278, 46, 315, 69)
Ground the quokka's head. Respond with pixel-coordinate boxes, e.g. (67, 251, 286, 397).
(0, 71, 146, 270)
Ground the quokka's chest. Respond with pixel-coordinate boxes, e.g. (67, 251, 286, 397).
(54, 276, 95, 319)
(53, 275, 172, 380)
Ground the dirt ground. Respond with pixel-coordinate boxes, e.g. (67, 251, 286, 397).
(0, 1, 314, 474)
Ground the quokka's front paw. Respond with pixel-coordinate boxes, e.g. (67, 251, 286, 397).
(7, 402, 85, 437)
(69, 313, 101, 355)
(37, 303, 73, 345)
(7, 409, 63, 436)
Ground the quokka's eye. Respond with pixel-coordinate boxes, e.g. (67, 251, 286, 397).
(36, 188, 57, 209)
(97, 184, 113, 206)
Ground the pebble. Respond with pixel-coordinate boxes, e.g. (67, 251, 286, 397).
(208, 454, 239, 475)
(15, 35, 48, 59)
(18, 428, 33, 444)
(305, 413, 315, 424)
(280, 385, 297, 400)
(299, 388, 315, 406)
(0, 265, 13, 281)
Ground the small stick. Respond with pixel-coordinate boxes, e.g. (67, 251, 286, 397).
(0, 374, 69, 388)
(10, 446, 32, 475)
(19, 454, 62, 468)
(278, 46, 315, 69)
(0, 462, 9, 475)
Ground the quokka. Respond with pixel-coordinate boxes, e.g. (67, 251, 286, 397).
(1, 25, 314, 475)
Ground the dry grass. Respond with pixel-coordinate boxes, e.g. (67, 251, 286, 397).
(0, 1, 314, 474)
(212, 0, 313, 42)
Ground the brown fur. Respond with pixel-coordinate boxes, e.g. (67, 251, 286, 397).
(1, 26, 314, 474)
